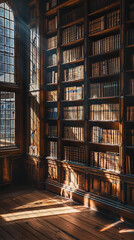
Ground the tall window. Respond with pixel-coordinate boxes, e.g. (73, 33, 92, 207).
(30, 27, 40, 86)
(0, 2, 14, 83)
(0, 2, 15, 147)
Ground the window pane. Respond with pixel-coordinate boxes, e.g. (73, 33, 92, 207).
(0, 3, 15, 83)
(0, 92, 15, 147)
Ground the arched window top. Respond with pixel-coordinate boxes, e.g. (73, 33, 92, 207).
(0, 2, 15, 83)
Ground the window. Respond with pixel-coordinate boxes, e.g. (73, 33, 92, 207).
(0, 2, 17, 148)
(0, 91, 15, 146)
(30, 27, 40, 86)
(0, 2, 14, 83)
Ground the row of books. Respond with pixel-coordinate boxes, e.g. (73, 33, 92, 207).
(48, 125, 57, 138)
(128, 26, 134, 45)
(64, 146, 86, 164)
(89, 10, 120, 35)
(127, 129, 134, 146)
(92, 57, 120, 77)
(47, 53, 57, 67)
(62, 24, 84, 44)
(64, 85, 84, 101)
(91, 126, 120, 145)
(90, 81, 119, 98)
(92, 34, 120, 55)
(47, 90, 57, 102)
(47, 107, 58, 119)
(47, 71, 58, 84)
(64, 126, 84, 141)
(126, 155, 134, 174)
(61, 6, 83, 26)
(63, 45, 84, 63)
(47, 16, 57, 32)
(47, 36, 57, 50)
(64, 65, 84, 82)
(48, 141, 57, 158)
(127, 106, 134, 121)
(90, 151, 120, 173)
(90, 104, 119, 121)
(63, 106, 84, 120)
(128, 79, 134, 95)
(46, 0, 57, 11)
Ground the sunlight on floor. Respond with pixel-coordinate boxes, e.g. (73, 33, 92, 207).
(100, 218, 124, 232)
(1, 206, 82, 222)
(119, 229, 134, 233)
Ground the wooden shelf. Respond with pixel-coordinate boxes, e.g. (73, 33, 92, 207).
(61, 38, 84, 47)
(89, 49, 119, 59)
(89, 96, 119, 101)
(126, 44, 134, 49)
(61, 17, 84, 29)
(89, 142, 119, 148)
(46, 65, 58, 69)
(45, 83, 58, 86)
(126, 69, 134, 74)
(62, 138, 84, 143)
(61, 58, 84, 66)
(62, 119, 84, 123)
(88, 1, 120, 17)
(88, 120, 119, 123)
(46, 47, 57, 52)
(89, 25, 120, 38)
(61, 79, 84, 85)
(47, 137, 58, 140)
(45, 0, 82, 16)
(46, 29, 57, 37)
(62, 99, 84, 103)
(126, 19, 134, 24)
(89, 73, 120, 80)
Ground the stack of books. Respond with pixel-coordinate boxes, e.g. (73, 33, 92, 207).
(91, 126, 120, 144)
(47, 16, 57, 32)
(63, 106, 84, 120)
(47, 36, 57, 50)
(92, 57, 120, 77)
(62, 24, 84, 44)
(63, 45, 84, 63)
(47, 71, 57, 84)
(47, 108, 58, 119)
(64, 85, 84, 100)
(90, 103, 120, 121)
(127, 106, 134, 121)
(90, 151, 120, 173)
(49, 141, 57, 157)
(92, 34, 120, 55)
(48, 125, 57, 138)
(90, 81, 119, 98)
(64, 126, 84, 141)
(64, 65, 84, 81)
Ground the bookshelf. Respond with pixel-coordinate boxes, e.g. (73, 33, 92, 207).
(42, 0, 134, 217)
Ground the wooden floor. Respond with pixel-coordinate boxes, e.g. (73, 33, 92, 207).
(0, 187, 134, 240)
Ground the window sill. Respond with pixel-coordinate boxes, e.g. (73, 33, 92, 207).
(0, 146, 21, 156)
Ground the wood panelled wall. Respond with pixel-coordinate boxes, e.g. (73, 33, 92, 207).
(25, 0, 134, 221)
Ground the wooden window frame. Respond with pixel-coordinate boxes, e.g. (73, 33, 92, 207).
(0, 0, 22, 154)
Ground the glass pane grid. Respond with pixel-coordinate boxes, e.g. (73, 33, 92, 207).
(0, 3, 15, 83)
(0, 91, 15, 147)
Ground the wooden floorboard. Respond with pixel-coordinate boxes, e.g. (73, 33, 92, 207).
(0, 188, 134, 240)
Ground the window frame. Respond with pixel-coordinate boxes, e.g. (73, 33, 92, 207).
(0, 0, 22, 154)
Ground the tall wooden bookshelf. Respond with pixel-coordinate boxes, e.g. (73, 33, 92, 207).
(27, 0, 134, 220)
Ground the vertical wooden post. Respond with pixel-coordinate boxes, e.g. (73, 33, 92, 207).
(119, 0, 126, 203)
